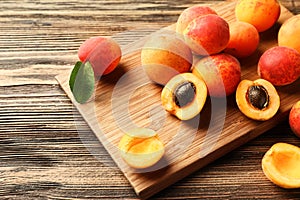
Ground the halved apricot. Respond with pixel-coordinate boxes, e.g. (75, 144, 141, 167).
(118, 128, 165, 169)
(236, 79, 280, 121)
(161, 73, 207, 120)
(262, 143, 300, 189)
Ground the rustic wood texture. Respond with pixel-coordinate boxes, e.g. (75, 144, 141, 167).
(1, 0, 300, 199)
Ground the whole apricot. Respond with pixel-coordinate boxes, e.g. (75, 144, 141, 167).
(183, 14, 230, 55)
(289, 101, 300, 138)
(192, 53, 241, 97)
(278, 14, 300, 54)
(224, 21, 260, 58)
(258, 46, 300, 86)
(141, 32, 193, 85)
(235, 0, 281, 32)
(78, 36, 122, 76)
(176, 5, 217, 34)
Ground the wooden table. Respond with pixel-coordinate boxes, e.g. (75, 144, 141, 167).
(1, 0, 300, 199)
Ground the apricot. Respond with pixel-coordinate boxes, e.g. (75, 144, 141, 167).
(141, 32, 193, 85)
(235, 0, 281, 32)
(236, 79, 280, 121)
(161, 73, 207, 121)
(278, 14, 300, 54)
(258, 46, 300, 86)
(224, 21, 260, 58)
(176, 5, 217, 34)
(118, 128, 165, 169)
(78, 36, 122, 76)
(262, 143, 300, 189)
(289, 101, 300, 138)
(183, 14, 230, 55)
(192, 53, 241, 97)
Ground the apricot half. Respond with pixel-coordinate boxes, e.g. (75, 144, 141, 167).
(262, 143, 300, 189)
(236, 79, 280, 121)
(161, 73, 207, 121)
(118, 128, 165, 169)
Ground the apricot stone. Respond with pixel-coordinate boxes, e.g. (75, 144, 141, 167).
(236, 79, 280, 121)
(278, 14, 300, 54)
(235, 0, 281, 32)
(289, 101, 300, 138)
(224, 21, 260, 58)
(141, 32, 193, 85)
(78, 36, 122, 76)
(183, 14, 230, 55)
(176, 5, 217, 35)
(161, 73, 207, 120)
(258, 46, 300, 86)
(192, 53, 241, 97)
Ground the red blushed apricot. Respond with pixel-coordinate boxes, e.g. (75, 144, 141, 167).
(192, 53, 241, 97)
(278, 14, 300, 54)
(258, 46, 300, 86)
(78, 37, 122, 76)
(183, 14, 230, 56)
(224, 21, 260, 58)
(235, 0, 281, 32)
(176, 5, 217, 35)
(289, 101, 300, 138)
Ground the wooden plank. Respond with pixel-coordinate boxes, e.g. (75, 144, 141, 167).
(56, 1, 299, 199)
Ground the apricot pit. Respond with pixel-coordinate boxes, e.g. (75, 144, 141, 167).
(236, 79, 280, 121)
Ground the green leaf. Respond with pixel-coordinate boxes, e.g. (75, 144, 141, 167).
(69, 61, 95, 104)
(69, 61, 83, 92)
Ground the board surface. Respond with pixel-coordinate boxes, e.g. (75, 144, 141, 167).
(56, 1, 299, 199)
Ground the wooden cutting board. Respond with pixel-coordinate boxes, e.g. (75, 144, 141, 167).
(56, 1, 299, 199)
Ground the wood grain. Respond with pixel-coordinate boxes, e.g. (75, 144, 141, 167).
(56, 1, 300, 199)
(1, 0, 300, 199)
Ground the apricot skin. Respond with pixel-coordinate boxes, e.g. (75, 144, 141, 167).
(289, 101, 300, 138)
(278, 14, 300, 54)
(183, 14, 230, 55)
(224, 21, 260, 58)
(192, 53, 241, 97)
(258, 46, 300, 86)
(141, 33, 193, 85)
(78, 37, 122, 76)
(176, 5, 217, 34)
(235, 0, 281, 32)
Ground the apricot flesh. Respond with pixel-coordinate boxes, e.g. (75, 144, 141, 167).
(262, 143, 300, 189)
(118, 128, 165, 169)
(235, 0, 281, 32)
(236, 79, 280, 121)
(278, 14, 300, 54)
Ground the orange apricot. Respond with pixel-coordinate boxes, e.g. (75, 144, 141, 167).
(235, 0, 281, 32)
(224, 21, 260, 58)
(278, 14, 300, 54)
